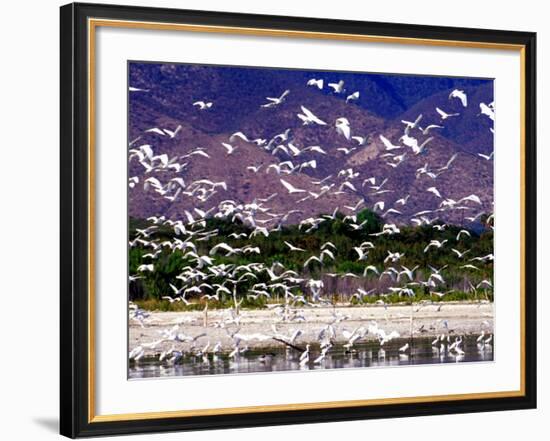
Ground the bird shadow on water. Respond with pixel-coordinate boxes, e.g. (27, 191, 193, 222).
(32, 417, 58, 433)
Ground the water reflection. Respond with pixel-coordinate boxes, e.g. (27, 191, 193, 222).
(129, 335, 493, 379)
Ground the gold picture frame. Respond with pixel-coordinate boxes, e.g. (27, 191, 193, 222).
(60, 2, 537, 437)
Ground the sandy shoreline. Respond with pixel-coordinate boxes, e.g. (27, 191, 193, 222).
(130, 302, 494, 355)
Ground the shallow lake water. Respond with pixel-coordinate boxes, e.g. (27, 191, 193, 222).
(129, 335, 493, 379)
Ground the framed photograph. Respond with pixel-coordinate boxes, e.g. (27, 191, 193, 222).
(60, 2, 537, 438)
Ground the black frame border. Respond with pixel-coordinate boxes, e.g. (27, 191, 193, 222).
(60, 2, 537, 438)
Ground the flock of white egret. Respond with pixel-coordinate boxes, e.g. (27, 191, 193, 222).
(128, 74, 494, 373)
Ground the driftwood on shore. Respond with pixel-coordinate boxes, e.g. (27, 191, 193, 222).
(271, 337, 305, 352)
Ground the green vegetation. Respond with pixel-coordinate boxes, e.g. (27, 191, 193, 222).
(135, 290, 492, 312)
(128, 209, 493, 308)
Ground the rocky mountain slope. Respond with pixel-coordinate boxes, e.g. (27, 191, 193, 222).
(128, 63, 494, 228)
